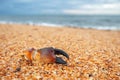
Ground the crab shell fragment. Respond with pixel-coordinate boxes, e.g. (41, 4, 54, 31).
(23, 47, 69, 64)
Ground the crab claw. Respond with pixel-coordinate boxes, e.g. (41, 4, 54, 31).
(38, 47, 69, 64)
(23, 47, 69, 65)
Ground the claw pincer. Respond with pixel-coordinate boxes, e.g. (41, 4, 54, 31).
(23, 47, 69, 64)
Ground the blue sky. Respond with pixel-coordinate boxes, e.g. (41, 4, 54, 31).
(0, 0, 120, 15)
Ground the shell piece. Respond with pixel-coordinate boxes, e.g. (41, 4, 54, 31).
(37, 47, 56, 63)
(23, 48, 35, 61)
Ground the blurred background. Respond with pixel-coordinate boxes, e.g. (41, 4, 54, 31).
(0, 0, 120, 30)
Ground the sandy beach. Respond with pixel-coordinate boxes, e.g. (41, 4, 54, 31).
(0, 24, 120, 80)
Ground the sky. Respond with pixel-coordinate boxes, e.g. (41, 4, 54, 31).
(0, 0, 120, 15)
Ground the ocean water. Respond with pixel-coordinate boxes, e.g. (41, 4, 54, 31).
(0, 15, 120, 30)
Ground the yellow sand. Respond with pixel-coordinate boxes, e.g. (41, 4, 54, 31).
(0, 24, 120, 80)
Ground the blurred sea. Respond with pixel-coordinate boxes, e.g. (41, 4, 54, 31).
(0, 15, 120, 30)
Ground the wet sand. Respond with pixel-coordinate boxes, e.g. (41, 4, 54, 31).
(0, 24, 120, 80)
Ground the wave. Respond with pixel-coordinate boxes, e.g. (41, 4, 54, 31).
(0, 21, 119, 30)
